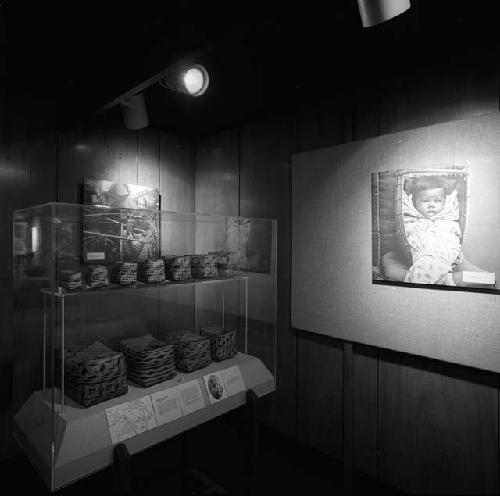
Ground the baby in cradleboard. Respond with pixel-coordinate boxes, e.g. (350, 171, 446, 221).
(208, 375, 224, 400)
(402, 176, 463, 285)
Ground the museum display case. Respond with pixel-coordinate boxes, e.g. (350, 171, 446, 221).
(12, 202, 277, 491)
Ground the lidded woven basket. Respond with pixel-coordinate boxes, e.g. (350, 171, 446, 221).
(60, 341, 128, 407)
(120, 334, 176, 387)
(111, 262, 138, 285)
(191, 254, 218, 278)
(137, 259, 165, 283)
(86, 264, 109, 289)
(166, 330, 212, 372)
(163, 255, 191, 281)
(201, 325, 237, 361)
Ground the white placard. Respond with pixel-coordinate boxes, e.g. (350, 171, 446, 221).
(151, 388, 183, 426)
(175, 380, 205, 415)
(203, 371, 228, 404)
(86, 252, 105, 261)
(220, 366, 246, 396)
(462, 271, 495, 285)
(105, 396, 157, 444)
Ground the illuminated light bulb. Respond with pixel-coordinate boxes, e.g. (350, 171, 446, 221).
(183, 67, 205, 95)
(159, 63, 209, 97)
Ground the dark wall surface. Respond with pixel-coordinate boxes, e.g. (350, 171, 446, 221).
(0, 105, 195, 459)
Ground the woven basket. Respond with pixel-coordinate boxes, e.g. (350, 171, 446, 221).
(137, 259, 165, 283)
(163, 255, 192, 281)
(86, 265, 109, 289)
(191, 254, 218, 278)
(120, 334, 176, 387)
(59, 270, 83, 291)
(60, 341, 127, 407)
(167, 331, 212, 372)
(65, 376, 128, 408)
(210, 250, 241, 276)
(201, 326, 237, 361)
(111, 262, 138, 285)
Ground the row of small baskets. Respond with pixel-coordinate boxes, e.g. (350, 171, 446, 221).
(59, 251, 242, 290)
(60, 326, 237, 407)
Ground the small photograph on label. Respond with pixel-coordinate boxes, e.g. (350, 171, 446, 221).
(203, 371, 228, 404)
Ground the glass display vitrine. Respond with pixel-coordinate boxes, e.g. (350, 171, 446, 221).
(12, 202, 277, 491)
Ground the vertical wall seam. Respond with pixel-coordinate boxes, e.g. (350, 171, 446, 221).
(237, 126, 242, 218)
(293, 113, 298, 438)
(376, 348, 380, 483)
(135, 130, 139, 184)
(156, 130, 160, 338)
(103, 122, 108, 178)
(56, 133, 61, 202)
(497, 376, 500, 495)
(193, 139, 198, 214)
(157, 131, 161, 209)
(377, 88, 382, 138)
(376, 86, 382, 484)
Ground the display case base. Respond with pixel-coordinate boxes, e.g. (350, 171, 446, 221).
(13, 352, 275, 492)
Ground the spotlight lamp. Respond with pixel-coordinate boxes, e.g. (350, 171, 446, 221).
(159, 64, 209, 97)
(99, 48, 211, 128)
(357, 0, 411, 27)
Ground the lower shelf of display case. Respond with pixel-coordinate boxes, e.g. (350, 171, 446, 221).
(13, 352, 275, 492)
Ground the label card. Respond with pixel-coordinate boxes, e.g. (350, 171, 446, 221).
(220, 366, 246, 396)
(105, 396, 157, 444)
(175, 380, 205, 415)
(203, 371, 228, 404)
(86, 252, 105, 261)
(462, 271, 495, 285)
(151, 388, 183, 426)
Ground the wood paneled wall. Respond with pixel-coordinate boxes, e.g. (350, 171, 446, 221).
(0, 94, 58, 457)
(1, 107, 194, 459)
(194, 50, 500, 493)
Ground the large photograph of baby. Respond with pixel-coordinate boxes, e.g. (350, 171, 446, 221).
(372, 166, 496, 290)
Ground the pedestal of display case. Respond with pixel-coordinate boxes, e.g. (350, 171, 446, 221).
(14, 353, 275, 491)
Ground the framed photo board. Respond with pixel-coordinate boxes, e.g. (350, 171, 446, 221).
(292, 113, 500, 373)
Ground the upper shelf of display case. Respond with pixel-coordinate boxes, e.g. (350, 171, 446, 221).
(40, 274, 250, 298)
(13, 202, 277, 293)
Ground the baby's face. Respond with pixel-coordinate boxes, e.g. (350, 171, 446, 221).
(413, 188, 445, 218)
(209, 377, 223, 397)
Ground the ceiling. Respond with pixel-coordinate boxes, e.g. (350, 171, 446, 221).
(4, 1, 500, 138)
